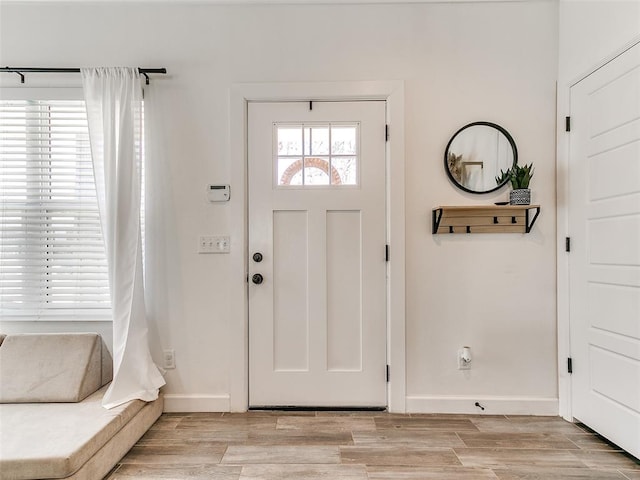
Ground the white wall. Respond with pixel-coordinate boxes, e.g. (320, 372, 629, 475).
(559, 0, 640, 83)
(0, 1, 559, 413)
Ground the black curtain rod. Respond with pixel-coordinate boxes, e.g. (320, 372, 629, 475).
(1, 67, 167, 85)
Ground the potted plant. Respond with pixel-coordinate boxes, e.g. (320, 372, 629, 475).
(495, 163, 534, 205)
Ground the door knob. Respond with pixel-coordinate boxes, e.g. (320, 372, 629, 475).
(252, 252, 263, 263)
(252, 273, 264, 285)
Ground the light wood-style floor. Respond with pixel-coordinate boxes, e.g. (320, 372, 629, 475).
(106, 411, 640, 479)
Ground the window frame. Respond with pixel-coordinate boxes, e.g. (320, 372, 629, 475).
(0, 87, 112, 321)
(273, 121, 361, 189)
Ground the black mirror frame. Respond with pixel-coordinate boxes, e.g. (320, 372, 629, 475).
(444, 121, 518, 194)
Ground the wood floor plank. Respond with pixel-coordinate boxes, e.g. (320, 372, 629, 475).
(340, 446, 461, 466)
(105, 464, 242, 479)
(221, 446, 341, 464)
(566, 433, 625, 451)
(316, 411, 405, 418)
(374, 416, 479, 431)
(119, 444, 227, 464)
(137, 428, 248, 445)
(276, 416, 376, 432)
(352, 429, 465, 447)
(223, 411, 315, 417)
(471, 417, 585, 434)
(453, 447, 586, 468)
(366, 465, 499, 479)
(238, 464, 367, 479)
(457, 432, 580, 450)
(492, 466, 628, 479)
(246, 429, 354, 445)
(176, 416, 276, 431)
(570, 451, 640, 470)
(148, 415, 186, 430)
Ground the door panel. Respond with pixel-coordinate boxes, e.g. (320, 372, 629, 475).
(326, 210, 363, 372)
(569, 41, 640, 459)
(273, 210, 309, 372)
(248, 101, 387, 407)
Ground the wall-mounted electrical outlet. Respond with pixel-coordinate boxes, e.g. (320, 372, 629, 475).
(163, 349, 176, 369)
(458, 346, 472, 370)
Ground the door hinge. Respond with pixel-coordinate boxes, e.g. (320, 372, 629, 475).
(385, 124, 389, 142)
(565, 237, 571, 252)
(385, 244, 390, 262)
(386, 364, 390, 382)
(567, 357, 573, 374)
(565, 116, 571, 132)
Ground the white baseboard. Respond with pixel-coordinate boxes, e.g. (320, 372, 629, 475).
(162, 394, 230, 413)
(406, 395, 559, 416)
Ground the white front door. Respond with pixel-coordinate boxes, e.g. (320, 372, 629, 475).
(248, 101, 387, 408)
(569, 42, 640, 459)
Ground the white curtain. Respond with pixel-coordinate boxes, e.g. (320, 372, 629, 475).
(81, 67, 165, 409)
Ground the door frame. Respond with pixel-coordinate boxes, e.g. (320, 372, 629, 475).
(556, 36, 640, 421)
(229, 81, 406, 412)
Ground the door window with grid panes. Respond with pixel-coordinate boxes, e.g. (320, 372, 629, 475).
(275, 123, 359, 187)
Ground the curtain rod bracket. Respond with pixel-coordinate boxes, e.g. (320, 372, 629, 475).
(6, 67, 25, 83)
(141, 72, 150, 85)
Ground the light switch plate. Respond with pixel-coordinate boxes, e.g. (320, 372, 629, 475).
(198, 235, 230, 253)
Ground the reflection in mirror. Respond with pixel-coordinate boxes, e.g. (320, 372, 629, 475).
(444, 122, 517, 194)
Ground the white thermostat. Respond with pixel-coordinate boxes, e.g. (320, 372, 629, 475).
(207, 184, 230, 202)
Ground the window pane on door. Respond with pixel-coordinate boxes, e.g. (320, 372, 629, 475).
(331, 156, 357, 185)
(278, 157, 303, 186)
(276, 123, 359, 187)
(277, 127, 302, 156)
(304, 126, 329, 156)
(304, 157, 330, 185)
(331, 126, 357, 155)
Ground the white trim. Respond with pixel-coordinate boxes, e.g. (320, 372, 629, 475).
(556, 79, 572, 421)
(406, 395, 559, 416)
(0, 0, 556, 4)
(163, 394, 231, 412)
(229, 81, 406, 413)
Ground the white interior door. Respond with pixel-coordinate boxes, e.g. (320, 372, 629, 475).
(569, 42, 640, 459)
(248, 101, 387, 408)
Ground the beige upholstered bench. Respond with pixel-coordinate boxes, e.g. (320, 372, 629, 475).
(0, 333, 163, 480)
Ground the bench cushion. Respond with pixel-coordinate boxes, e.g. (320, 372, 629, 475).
(0, 385, 146, 480)
(0, 333, 111, 403)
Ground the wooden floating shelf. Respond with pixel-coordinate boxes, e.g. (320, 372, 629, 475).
(432, 205, 541, 234)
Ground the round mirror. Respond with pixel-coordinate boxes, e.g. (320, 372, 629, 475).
(444, 122, 517, 194)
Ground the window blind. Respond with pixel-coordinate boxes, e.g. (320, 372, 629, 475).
(0, 100, 112, 320)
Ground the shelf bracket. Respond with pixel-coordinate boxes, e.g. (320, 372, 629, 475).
(525, 206, 541, 233)
(432, 208, 443, 234)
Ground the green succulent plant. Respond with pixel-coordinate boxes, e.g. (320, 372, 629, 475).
(495, 163, 534, 189)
